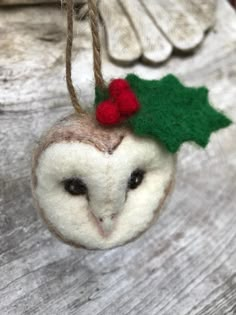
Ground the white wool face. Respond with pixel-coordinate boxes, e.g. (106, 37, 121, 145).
(35, 133, 175, 249)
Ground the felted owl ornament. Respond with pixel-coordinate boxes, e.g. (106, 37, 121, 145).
(31, 0, 232, 250)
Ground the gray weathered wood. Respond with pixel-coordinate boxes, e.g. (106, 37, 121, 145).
(0, 0, 84, 5)
(0, 1, 236, 314)
(0, 0, 58, 3)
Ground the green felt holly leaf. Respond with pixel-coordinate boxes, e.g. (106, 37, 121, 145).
(126, 74, 232, 153)
(94, 74, 232, 153)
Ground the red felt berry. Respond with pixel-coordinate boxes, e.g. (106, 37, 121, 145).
(96, 100, 121, 125)
(109, 79, 130, 99)
(116, 90, 140, 117)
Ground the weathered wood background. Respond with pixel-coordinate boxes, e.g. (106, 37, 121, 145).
(0, 0, 85, 5)
(0, 0, 236, 314)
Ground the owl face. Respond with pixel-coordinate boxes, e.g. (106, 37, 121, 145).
(32, 114, 175, 249)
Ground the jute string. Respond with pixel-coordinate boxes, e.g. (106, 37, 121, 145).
(87, 0, 105, 89)
(66, 0, 105, 113)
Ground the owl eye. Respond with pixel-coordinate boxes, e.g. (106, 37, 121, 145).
(63, 178, 88, 196)
(128, 169, 145, 190)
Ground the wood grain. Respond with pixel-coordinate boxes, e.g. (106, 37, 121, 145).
(119, 0, 172, 64)
(0, 0, 236, 314)
(141, 0, 204, 51)
(99, 0, 217, 64)
(0, 0, 84, 5)
(99, 0, 142, 64)
(179, 0, 217, 31)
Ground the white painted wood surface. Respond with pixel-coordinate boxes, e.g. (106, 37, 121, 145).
(99, 0, 217, 64)
(179, 0, 217, 31)
(119, 0, 172, 64)
(0, 1, 236, 314)
(141, 0, 204, 51)
(99, 0, 142, 64)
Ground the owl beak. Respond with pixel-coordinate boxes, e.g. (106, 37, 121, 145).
(94, 214, 117, 236)
(89, 196, 124, 236)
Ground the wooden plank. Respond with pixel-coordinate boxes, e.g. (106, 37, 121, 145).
(0, 1, 236, 314)
(0, 0, 84, 5)
(119, 0, 172, 64)
(99, 0, 142, 64)
(0, 5, 92, 112)
(141, 0, 204, 51)
(0, 0, 57, 3)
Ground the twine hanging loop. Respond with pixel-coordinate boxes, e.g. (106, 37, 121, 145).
(66, 0, 105, 113)
(87, 0, 105, 89)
